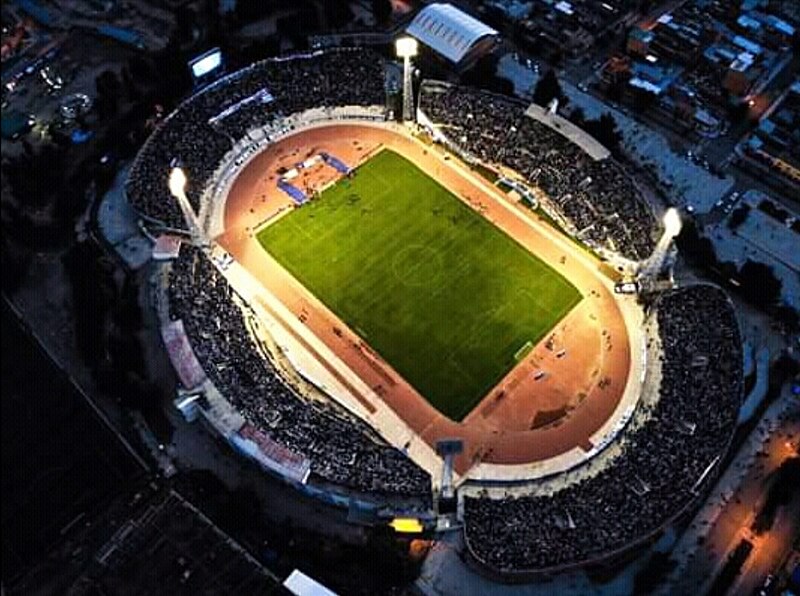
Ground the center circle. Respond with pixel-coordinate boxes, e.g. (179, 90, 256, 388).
(392, 244, 444, 287)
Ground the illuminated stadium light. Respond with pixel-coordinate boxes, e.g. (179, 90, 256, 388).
(168, 167, 187, 198)
(390, 517, 424, 533)
(396, 37, 419, 122)
(663, 207, 682, 237)
(395, 36, 418, 58)
(168, 166, 208, 247)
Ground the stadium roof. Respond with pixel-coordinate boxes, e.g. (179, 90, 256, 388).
(406, 3, 498, 64)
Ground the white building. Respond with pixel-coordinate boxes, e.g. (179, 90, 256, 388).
(405, 3, 499, 69)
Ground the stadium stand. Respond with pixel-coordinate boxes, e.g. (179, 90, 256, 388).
(167, 245, 432, 498)
(126, 49, 386, 228)
(127, 50, 655, 263)
(463, 284, 743, 574)
(418, 81, 658, 261)
(127, 53, 744, 568)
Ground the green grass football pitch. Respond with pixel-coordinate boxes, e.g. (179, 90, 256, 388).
(257, 149, 582, 421)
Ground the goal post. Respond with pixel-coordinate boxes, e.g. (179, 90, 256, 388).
(514, 340, 534, 362)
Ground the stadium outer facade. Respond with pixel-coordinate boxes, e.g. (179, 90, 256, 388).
(125, 49, 743, 578)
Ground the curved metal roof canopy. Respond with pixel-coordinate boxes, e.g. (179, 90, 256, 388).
(405, 3, 498, 64)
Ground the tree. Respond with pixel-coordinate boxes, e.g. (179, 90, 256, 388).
(727, 204, 750, 230)
(235, 0, 273, 22)
(151, 37, 192, 101)
(773, 304, 799, 333)
(606, 76, 626, 102)
(461, 53, 513, 95)
(758, 199, 789, 223)
(323, 1, 353, 29)
(175, 6, 196, 45)
(533, 69, 565, 108)
(96, 69, 121, 98)
(569, 107, 586, 127)
(95, 70, 121, 119)
(676, 218, 717, 266)
(738, 260, 782, 306)
(632, 89, 659, 113)
(584, 112, 623, 155)
(4, 144, 68, 209)
(371, 0, 392, 27)
(62, 241, 117, 368)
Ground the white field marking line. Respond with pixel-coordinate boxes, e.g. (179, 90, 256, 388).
(274, 127, 617, 404)
(281, 174, 393, 250)
(286, 213, 315, 242)
(424, 259, 471, 301)
(494, 290, 551, 353)
(443, 288, 542, 370)
(390, 241, 447, 287)
(442, 298, 561, 408)
(250, 203, 296, 237)
(278, 153, 391, 246)
(444, 354, 480, 397)
(404, 130, 611, 287)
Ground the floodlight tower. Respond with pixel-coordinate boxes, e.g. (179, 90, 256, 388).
(640, 207, 682, 281)
(395, 37, 418, 122)
(169, 167, 208, 247)
(436, 439, 463, 506)
(662, 206, 683, 239)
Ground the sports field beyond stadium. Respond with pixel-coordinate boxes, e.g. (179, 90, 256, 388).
(257, 149, 581, 420)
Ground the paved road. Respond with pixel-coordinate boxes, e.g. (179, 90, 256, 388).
(732, 496, 800, 596)
(660, 387, 800, 595)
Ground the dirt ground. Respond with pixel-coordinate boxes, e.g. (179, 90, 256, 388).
(218, 123, 631, 476)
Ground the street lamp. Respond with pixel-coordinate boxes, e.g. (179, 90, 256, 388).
(395, 37, 418, 122)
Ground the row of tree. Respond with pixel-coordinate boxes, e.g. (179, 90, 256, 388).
(676, 219, 797, 330)
(533, 70, 625, 156)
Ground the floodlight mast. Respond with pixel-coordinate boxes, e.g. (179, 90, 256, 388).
(662, 207, 682, 239)
(395, 37, 418, 122)
(169, 167, 208, 247)
(639, 207, 682, 281)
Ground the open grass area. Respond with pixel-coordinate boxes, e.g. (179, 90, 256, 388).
(257, 149, 582, 420)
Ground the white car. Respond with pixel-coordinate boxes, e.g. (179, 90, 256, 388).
(614, 281, 639, 294)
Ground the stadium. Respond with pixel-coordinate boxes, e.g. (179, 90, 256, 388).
(126, 48, 744, 577)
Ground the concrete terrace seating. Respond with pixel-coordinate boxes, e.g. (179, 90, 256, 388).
(126, 49, 386, 229)
(463, 285, 743, 573)
(167, 246, 432, 498)
(418, 82, 658, 261)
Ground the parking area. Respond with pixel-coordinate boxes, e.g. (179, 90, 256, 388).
(2, 29, 134, 155)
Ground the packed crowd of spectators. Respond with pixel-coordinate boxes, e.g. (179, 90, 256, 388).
(419, 82, 657, 261)
(126, 49, 386, 228)
(464, 284, 742, 572)
(168, 246, 431, 498)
